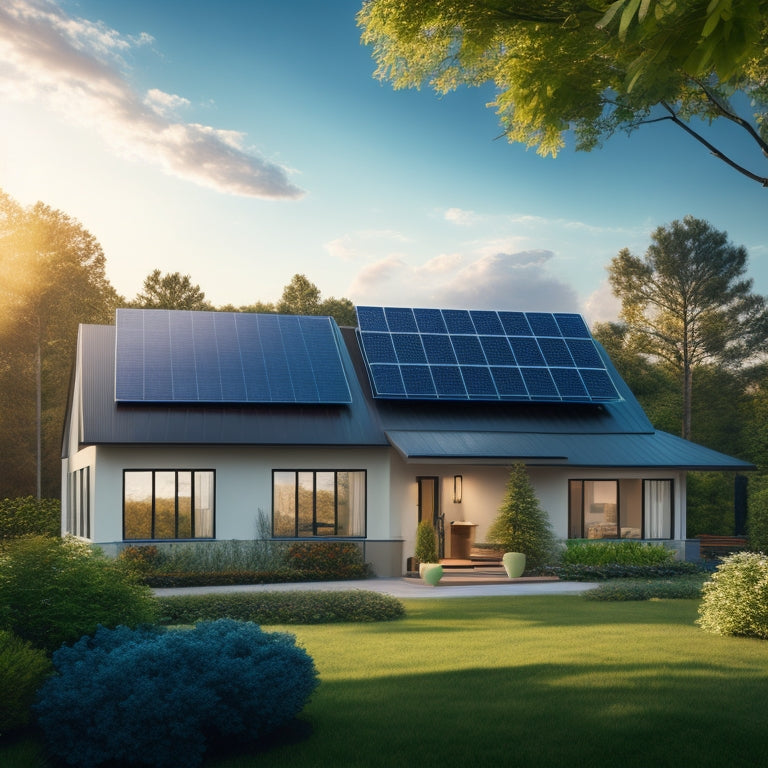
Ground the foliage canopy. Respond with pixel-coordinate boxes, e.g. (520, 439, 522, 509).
(358, 0, 768, 184)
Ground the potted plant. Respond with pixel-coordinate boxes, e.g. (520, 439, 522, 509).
(415, 520, 442, 585)
(487, 464, 555, 578)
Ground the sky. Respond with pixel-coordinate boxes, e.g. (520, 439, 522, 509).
(1, 0, 766, 325)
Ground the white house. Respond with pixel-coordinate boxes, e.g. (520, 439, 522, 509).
(61, 307, 753, 576)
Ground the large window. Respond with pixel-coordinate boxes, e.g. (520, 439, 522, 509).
(67, 467, 90, 538)
(273, 470, 366, 537)
(124, 470, 214, 540)
(569, 479, 673, 539)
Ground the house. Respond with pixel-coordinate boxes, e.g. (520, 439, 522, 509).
(61, 306, 753, 576)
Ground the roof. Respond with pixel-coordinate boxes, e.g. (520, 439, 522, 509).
(68, 323, 386, 449)
(62, 310, 754, 471)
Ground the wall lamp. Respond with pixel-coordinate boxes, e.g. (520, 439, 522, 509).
(453, 475, 463, 504)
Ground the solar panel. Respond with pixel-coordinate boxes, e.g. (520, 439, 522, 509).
(115, 309, 352, 404)
(355, 306, 621, 403)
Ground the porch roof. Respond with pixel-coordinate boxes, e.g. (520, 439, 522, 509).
(384, 429, 755, 470)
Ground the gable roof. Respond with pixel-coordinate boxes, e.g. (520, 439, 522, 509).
(62, 309, 754, 471)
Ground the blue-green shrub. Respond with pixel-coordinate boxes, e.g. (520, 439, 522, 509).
(561, 540, 674, 566)
(35, 620, 318, 768)
(0, 536, 157, 653)
(0, 630, 51, 735)
(697, 551, 768, 639)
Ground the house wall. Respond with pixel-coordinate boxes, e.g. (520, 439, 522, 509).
(390, 456, 689, 572)
(76, 443, 403, 576)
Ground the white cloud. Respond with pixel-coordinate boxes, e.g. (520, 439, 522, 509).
(583, 280, 621, 325)
(144, 88, 190, 115)
(349, 249, 580, 312)
(0, 0, 303, 199)
(444, 207, 479, 226)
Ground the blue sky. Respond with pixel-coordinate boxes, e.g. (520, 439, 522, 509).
(1, 0, 766, 323)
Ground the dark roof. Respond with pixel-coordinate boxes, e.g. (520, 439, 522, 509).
(62, 312, 754, 471)
(69, 323, 386, 449)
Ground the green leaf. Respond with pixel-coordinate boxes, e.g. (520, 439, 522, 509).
(619, 0, 643, 39)
(596, 0, 625, 30)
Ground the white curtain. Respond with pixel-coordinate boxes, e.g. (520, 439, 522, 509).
(644, 480, 671, 538)
(347, 471, 366, 536)
(195, 471, 215, 538)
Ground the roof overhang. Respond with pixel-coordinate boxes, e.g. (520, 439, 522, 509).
(385, 429, 756, 470)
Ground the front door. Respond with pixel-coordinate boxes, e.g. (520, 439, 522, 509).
(417, 476, 444, 558)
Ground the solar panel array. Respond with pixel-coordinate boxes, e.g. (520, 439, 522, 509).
(355, 306, 621, 402)
(115, 309, 352, 404)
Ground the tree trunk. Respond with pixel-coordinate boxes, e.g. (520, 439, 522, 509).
(682, 361, 692, 442)
(36, 334, 42, 500)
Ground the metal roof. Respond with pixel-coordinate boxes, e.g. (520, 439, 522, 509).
(69, 323, 386, 449)
(384, 430, 754, 469)
(62, 313, 754, 471)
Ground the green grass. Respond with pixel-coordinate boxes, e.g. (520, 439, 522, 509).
(5, 595, 768, 767)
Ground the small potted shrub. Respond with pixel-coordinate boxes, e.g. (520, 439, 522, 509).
(415, 520, 442, 585)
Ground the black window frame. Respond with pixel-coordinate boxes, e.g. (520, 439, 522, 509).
(271, 469, 367, 538)
(122, 469, 216, 541)
(568, 478, 675, 540)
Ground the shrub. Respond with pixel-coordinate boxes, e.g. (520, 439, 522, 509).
(486, 464, 555, 571)
(35, 620, 319, 768)
(0, 536, 158, 653)
(0, 630, 51, 735)
(583, 575, 707, 601)
(543, 561, 700, 581)
(156, 590, 405, 625)
(0, 496, 60, 539)
(697, 551, 768, 639)
(415, 520, 438, 564)
(561, 540, 675, 566)
(286, 541, 370, 578)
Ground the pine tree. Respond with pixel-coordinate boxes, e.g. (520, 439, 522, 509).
(487, 464, 555, 570)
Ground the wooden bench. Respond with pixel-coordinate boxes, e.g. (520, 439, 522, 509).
(696, 534, 748, 558)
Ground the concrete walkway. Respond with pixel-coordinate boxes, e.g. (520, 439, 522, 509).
(154, 576, 599, 599)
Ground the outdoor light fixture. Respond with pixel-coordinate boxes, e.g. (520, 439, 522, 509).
(453, 475, 463, 503)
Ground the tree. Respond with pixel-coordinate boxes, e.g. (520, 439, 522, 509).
(486, 464, 555, 570)
(0, 191, 119, 498)
(607, 216, 768, 441)
(131, 270, 212, 311)
(276, 274, 358, 326)
(358, 0, 768, 185)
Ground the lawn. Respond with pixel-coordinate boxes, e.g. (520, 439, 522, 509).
(5, 594, 768, 768)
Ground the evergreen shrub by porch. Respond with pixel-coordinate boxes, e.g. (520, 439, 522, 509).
(0, 496, 60, 539)
(0, 536, 157, 653)
(487, 464, 555, 571)
(0, 630, 51, 735)
(747, 482, 768, 554)
(156, 589, 405, 625)
(286, 541, 370, 578)
(561, 540, 675, 566)
(35, 620, 319, 768)
(415, 520, 438, 563)
(698, 552, 768, 639)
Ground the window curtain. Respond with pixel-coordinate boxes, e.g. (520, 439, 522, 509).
(644, 480, 672, 538)
(194, 471, 215, 538)
(348, 471, 366, 536)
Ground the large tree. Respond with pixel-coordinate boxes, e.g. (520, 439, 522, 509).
(358, 0, 768, 185)
(0, 191, 119, 498)
(607, 215, 768, 441)
(276, 274, 357, 326)
(131, 270, 212, 311)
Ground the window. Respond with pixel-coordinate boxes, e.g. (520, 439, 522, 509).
(67, 467, 90, 538)
(123, 470, 214, 540)
(569, 479, 673, 539)
(273, 470, 366, 537)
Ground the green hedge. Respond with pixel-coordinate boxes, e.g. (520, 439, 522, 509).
(155, 590, 405, 625)
(583, 575, 708, 601)
(543, 561, 702, 581)
(561, 540, 675, 566)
